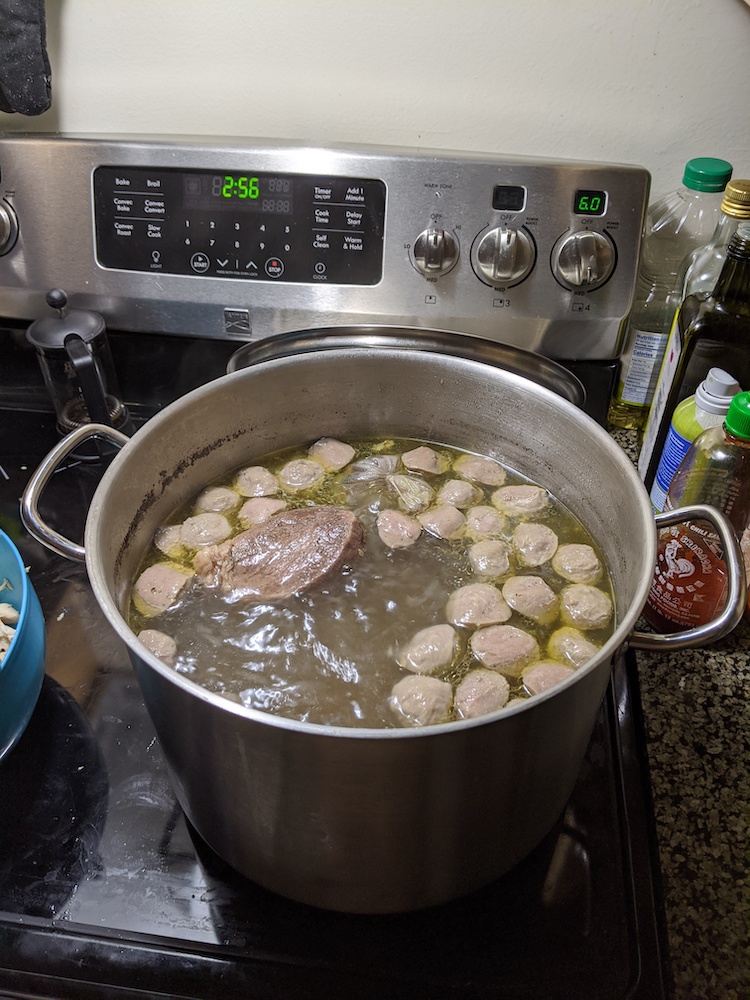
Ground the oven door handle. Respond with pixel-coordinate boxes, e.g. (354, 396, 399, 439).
(20, 423, 130, 562)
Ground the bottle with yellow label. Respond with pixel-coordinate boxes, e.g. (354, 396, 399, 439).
(608, 157, 733, 431)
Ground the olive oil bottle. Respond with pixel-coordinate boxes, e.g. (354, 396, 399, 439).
(638, 222, 750, 490)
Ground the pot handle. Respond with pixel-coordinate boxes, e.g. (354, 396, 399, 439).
(628, 503, 747, 651)
(20, 423, 130, 563)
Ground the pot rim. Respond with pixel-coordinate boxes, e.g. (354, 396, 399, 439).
(85, 348, 655, 740)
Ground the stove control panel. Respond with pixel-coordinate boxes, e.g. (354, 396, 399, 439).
(0, 135, 650, 360)
(94, 166, 387, 285)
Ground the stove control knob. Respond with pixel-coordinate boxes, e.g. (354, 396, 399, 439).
(473, 226, 535, 286)
(412, 227, 459, 276)
(0, 199, 19, 255)
(552, 230, 615, 290)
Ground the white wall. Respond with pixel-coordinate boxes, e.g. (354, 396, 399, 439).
(2, 0, 749, 200)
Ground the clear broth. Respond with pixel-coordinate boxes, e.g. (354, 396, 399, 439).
(129, 438, 615, 728)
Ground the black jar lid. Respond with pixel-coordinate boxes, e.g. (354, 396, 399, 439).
(26, 289, 106, 351)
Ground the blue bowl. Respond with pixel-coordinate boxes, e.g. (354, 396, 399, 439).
(0, 529, 46, 760)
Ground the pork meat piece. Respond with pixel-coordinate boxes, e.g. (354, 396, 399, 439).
(376, 508, 422, 548)
(397, 623, 458, 674)
(388, 674, 453, 727)
(512, 522, 558, 567)
(445, 582, 511, 628)
(552, 543, 603, 585)
(308, 437, 356, 471)
(455, 669, 510, 719)
(501, 575, 559, 624)
(523, 661, 575, 696)
(193, 506, 365, 601)
(470, 624, 539, 675)
(401, 445, 449, 475)
(560, 584, 613, 630)
(452, 453, 507, 486)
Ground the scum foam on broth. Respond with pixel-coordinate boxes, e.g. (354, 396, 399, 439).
(129, 437, 615, 728)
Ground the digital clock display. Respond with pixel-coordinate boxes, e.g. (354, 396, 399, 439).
(183, 172, 294, 214)
(573, 189, 607, 216)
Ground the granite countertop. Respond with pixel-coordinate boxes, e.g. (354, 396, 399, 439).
(610, 428, 749, 1000)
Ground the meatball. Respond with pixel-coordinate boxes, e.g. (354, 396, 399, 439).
(437, 479, 483, 509)
(491, 485, 549, 517)
(133, 563, 193, 616)
(417, 505, 465, 540)
(452, 453, 506, 486)
(180, 512, 232, 548)
(468, 539, 512, 578)
(446, 582, 511, 628)
(501, 575, 559, 625)
(138, 628, 178, 667)
(470, 624, 539, 675)
(235, 465, 279, 497)
(397, 623, 458, 674)
(376, 508, 422, 549)
(308, 437, 355, 471)
(278, 458, 326, 492)
(194, 486, 240, 513)
(512, 523, 558, 567)
(523, 661, 575, 696)
(455, 669, 510, 719)
(552, 543, 603, 585)
(401, 445, 449, 475)
(465, 505, 507, 540)
(547, 626, 600, 668)
(238, 497, 288, 526)
(153, 524, 184, 559)
(388, 674, 453, 727)
(560, 584, 613, 630)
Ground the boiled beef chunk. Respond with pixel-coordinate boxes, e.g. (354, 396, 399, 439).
(194, 506, 365, 601)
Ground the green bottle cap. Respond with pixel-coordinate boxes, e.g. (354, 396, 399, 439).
(682, 157, 733, 192)
(724, 391, 750, 439)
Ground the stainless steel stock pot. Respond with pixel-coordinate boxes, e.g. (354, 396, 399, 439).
(21, 347, 745, 913)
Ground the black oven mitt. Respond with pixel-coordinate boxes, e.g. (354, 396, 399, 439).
(0, 0, 51, 115)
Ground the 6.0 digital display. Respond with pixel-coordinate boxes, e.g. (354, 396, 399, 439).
(573, 189, 607, 216)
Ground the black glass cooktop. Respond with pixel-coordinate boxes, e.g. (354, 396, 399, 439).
(0, 392, 669, 999)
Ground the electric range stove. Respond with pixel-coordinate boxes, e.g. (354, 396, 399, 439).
(0, 135, 669, 998)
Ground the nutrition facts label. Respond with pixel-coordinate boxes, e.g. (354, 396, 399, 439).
(93, 166, 386, 285)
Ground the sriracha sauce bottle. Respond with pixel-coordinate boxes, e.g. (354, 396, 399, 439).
(643, 389, 750, 632)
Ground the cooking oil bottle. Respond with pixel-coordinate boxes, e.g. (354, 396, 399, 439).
(639, 222, 750, 490)
(643, 389, 750, 633)
(676, 179, 750, 302)
(608, 157, 733, 431)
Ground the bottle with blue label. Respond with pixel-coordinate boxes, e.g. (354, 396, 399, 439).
(649, 368, 741, 512)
